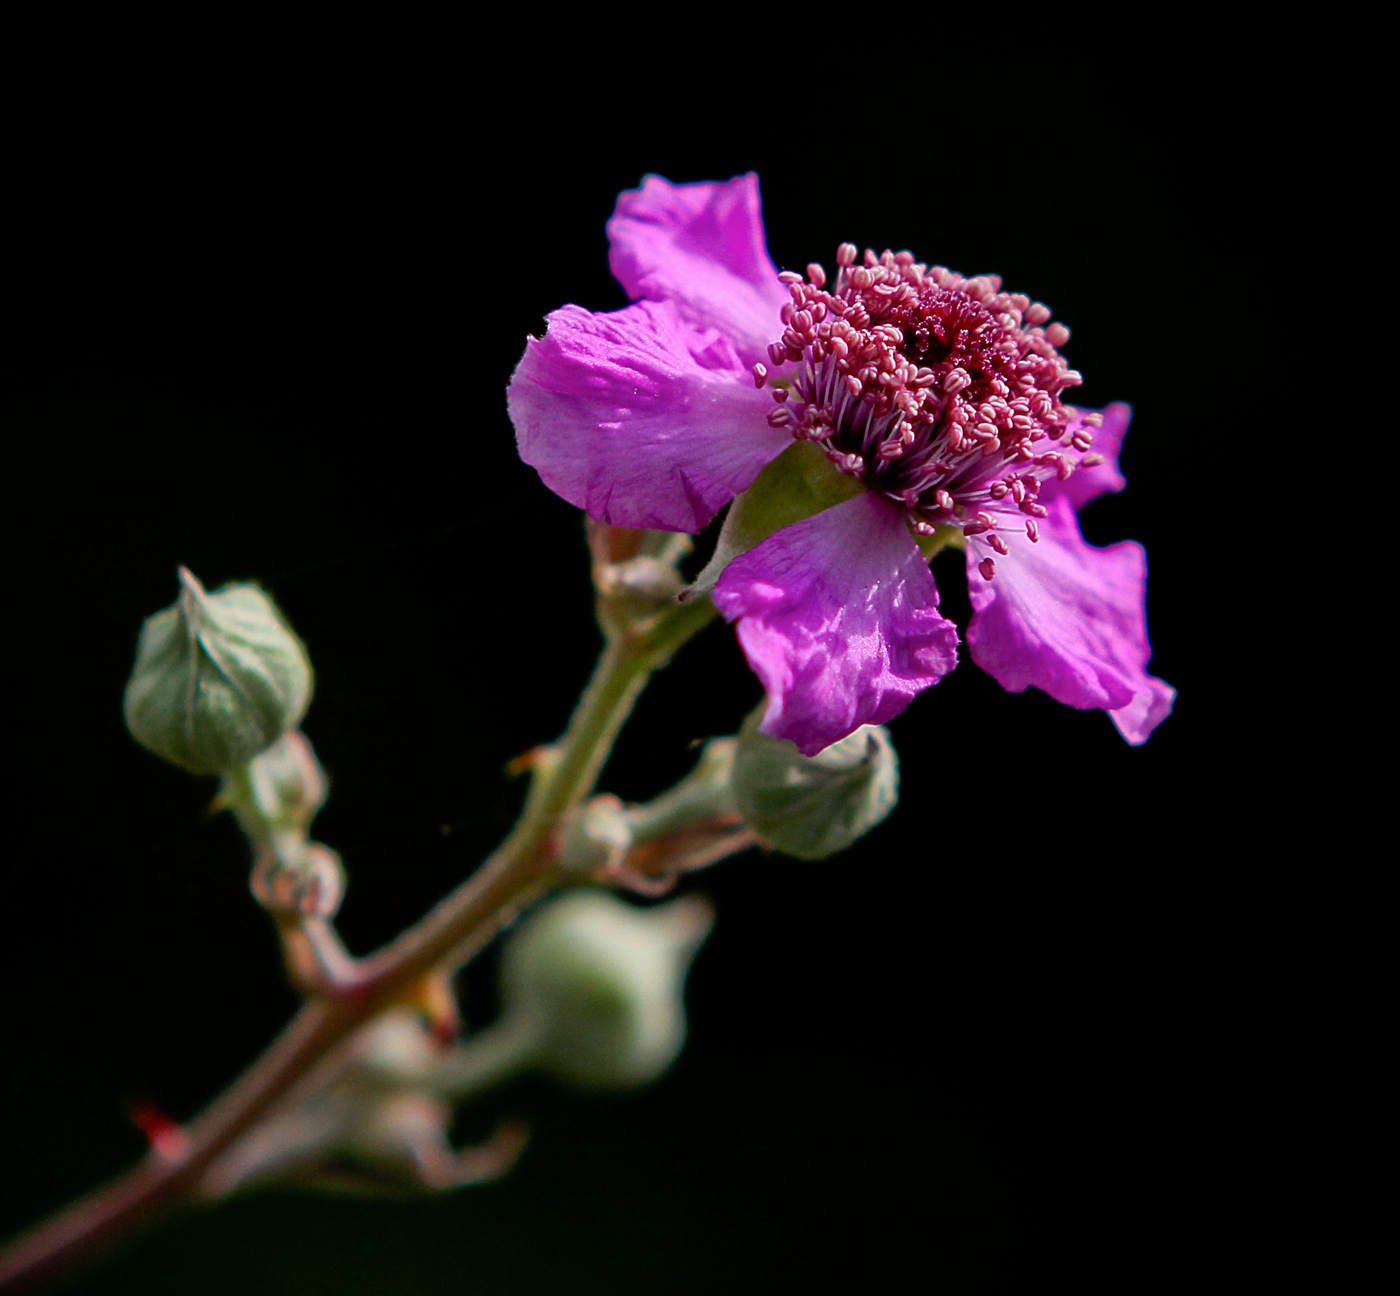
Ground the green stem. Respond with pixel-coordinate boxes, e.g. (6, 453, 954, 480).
(0, 595, 716, 1293)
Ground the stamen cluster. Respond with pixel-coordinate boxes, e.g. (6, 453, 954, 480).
(753, 246, 1105, 578)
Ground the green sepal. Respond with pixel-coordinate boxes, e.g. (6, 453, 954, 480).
(684, 441, 863, 599)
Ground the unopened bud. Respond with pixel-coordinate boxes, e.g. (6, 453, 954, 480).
(731, 713, 898, 860)
(501, 890, 712, 1090)
(124, 568, 313, 774)
(223, 730, 327, 844)
(556, 794, 632, 877)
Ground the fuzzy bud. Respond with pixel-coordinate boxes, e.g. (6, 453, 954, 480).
(124, 568, 312, 774)
(223, 730, 327, 845)
(731, 714, 898, 860)
(500, 890, 712, 1090)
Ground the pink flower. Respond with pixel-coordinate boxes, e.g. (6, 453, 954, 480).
(508, 174, 1173, 756)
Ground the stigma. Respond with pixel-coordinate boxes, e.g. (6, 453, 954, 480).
(755, 247, 1105, 575)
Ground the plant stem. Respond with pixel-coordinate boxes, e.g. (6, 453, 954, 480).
(0, 595, 715, 1293)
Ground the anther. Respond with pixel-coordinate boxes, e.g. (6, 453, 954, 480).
(761, 238, 1087, 512)
(752, 363, 768, 388)
(1025, 519, 1040, 542)
(767, 407, 792, 427)
(987, 534, 1009, 555)
(978, 558, 997, 581)
(778, 271, 804, 285)
(1080, 452, 1106, 468)
(772, 388, 789, 402)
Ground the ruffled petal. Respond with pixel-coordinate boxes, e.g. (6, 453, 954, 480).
(607, 174, 790, 368)
(508, 299, 791, 533)
(966, 495, 1173, 743)
(713, 492, 959, 756)
(1041, 402, 1131, 511)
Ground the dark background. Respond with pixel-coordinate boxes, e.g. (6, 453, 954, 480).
(1, 32, 1304, 1296)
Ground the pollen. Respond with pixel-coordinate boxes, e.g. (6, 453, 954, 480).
(761, 248, 1105, 577)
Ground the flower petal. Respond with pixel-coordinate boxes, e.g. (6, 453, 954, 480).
(1106, 674, 1176, 745)
(1042, 402, 1131, 511)
(508, 299, 791, 533)
(607, 174, 790, 368)
(966, 495, 1173, 743)
(713, 492, 959, 756)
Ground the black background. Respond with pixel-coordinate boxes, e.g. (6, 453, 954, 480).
(1, 29, 1306, 1296)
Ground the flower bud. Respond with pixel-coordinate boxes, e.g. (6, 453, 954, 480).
(124, 568, 313, 774)
(556, 793, 632, 878)
(500, 890, 713, 1090)
(731, 713, 898, 860)
(223, 730, 327, 845)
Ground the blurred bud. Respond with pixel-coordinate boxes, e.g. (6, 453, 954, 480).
(124, 568, 312, 774)
(588, 521, 693, 642)
(252, 841, 345, 919)
(223, 729, 327, 844)
(501, 890, 713, 1090)
(556, 793, 632, 878)
(357, 1008, 442, 1085)
(202, 1008, 527, 1198)
(731, 712, 898, 860)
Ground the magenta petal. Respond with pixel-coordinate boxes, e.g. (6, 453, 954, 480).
(966, 495, 1172, 743)
(1108, 675, 1176, 745)
(1042, 402, 1131, 511)
(713, 493, 959, 756)
(508, 299, 791, 533)
(607, 174, 790, 368)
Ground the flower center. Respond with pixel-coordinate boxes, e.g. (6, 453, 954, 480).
(754, 246, 1105, 579)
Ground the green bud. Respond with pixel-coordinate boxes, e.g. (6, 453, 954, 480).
(124, 567, 313, 774)
(556, 793, 632, 878)
(221, 730, 327, 845)
(501, 890, 713, 1090)
(731, 711, 898, 860)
